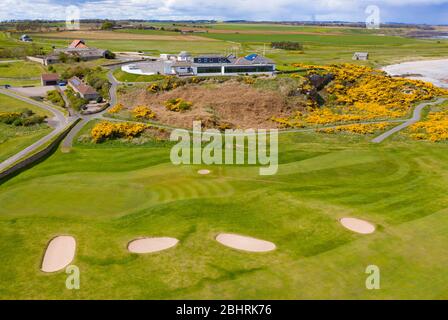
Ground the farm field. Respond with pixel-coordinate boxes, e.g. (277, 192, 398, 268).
(0, 60, 44, 86)
(0, 93, 52, 163)
(1, 130, 448, 299)
(23, 27, 448, 67)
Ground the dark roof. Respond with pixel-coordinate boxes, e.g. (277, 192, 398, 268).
(54, 48, 106, 58)
(41, 73, 59, 81)
(68, 77, 98, 95)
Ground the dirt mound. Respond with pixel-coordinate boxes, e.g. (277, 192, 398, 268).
(119, 81, 301, 129)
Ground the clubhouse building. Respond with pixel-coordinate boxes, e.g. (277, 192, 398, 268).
(122, 52, 276, 77)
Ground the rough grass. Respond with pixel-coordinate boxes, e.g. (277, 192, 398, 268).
(0, 93, 52, 163)
(1, 131, 448, 299)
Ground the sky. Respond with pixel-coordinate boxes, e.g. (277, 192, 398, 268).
(0, 0, 447, 24)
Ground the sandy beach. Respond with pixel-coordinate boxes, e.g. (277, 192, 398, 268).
(382, 59, 448, 88)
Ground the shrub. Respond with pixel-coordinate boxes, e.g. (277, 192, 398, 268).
(46, 90, 65, 107)
(91, 121, 149, 143)
(0, 109, 46, 126)
(164, 98, 192, 112)
(271, 41, 303, 51)
(132, 105, 156, 119)
(108, 103, 123, 114)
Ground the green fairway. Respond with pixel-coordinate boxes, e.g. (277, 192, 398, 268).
(0, 93, 52, 163)
(1, 126, 448, 299)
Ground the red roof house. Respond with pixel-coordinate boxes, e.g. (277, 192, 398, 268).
(68, 40, 88, 49)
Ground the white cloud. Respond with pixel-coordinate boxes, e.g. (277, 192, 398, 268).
(0, 0, 447, 22)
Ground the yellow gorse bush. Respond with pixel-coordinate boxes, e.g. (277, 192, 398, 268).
(108, 103, 123, 114)
(164, 98, 192, 112)
(91, 121, 149, 143)
(275, 63, 448, 129)
(132, 105, 156, 119)
(317, 122, 390, 135)
(409, 110, 448, 142)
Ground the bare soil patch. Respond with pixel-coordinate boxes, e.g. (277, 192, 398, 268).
(119, 81, 302, 129)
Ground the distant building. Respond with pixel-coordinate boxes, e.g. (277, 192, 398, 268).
(20, 34, 32, 42)
(68, 76, 100, 101)
(41, 73, 59, 86)
(27, 40, 111, 66)
(68, 39, 88, 49)
(353, 52, 369, 61)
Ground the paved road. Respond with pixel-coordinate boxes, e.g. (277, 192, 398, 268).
(0, 89, 73, 172)
(372, 98, 447, 143)
(61, 68, 119, 149)
(0, 60, 21, 64)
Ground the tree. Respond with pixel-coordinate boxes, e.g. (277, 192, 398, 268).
(59, 52, 68, 63)
(101, 21, 114, 30)
(104, 50, 115, 59)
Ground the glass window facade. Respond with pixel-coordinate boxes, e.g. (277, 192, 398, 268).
(223, 65, 274, 73)
(197, 66, 222, 74)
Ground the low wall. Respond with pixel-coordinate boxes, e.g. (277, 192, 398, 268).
(0, 119, 81, 184)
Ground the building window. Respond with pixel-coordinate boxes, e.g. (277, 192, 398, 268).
(197, 67, 222, 74)
(224, 65, 274, 73)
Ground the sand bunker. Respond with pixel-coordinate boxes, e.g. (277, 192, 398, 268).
(128, 237, 179, 254)
(198, 169, 211, 175)
(41, 236, 76, 273)
(216, 233, 276, 252)
(340, 218, 375, 234)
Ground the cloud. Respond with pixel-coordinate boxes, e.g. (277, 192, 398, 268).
(0, 0, 447, 23)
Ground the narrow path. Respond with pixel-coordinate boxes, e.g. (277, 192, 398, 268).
(0, 89, 73, 172)
(372, 98, 446, 143)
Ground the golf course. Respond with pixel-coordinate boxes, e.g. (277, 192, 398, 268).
(1, 21, 448, 300)
(1, 130, 448, 299)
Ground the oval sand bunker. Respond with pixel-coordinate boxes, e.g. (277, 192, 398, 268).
(128, 237, 179, 254)
(41, 235, 76, 273)
(216, 233, 276, 252)
(340, 218, 375, 234)
(198, 169, 211, 175)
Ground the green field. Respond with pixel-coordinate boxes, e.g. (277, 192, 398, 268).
(24, 28, 448, 68)
(0, 125, 448, 299)
(113, 69, 166, 82)
(30, 36, 235, 55)
(0, 93, 52, 163)
(0, 60, 44, 86)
